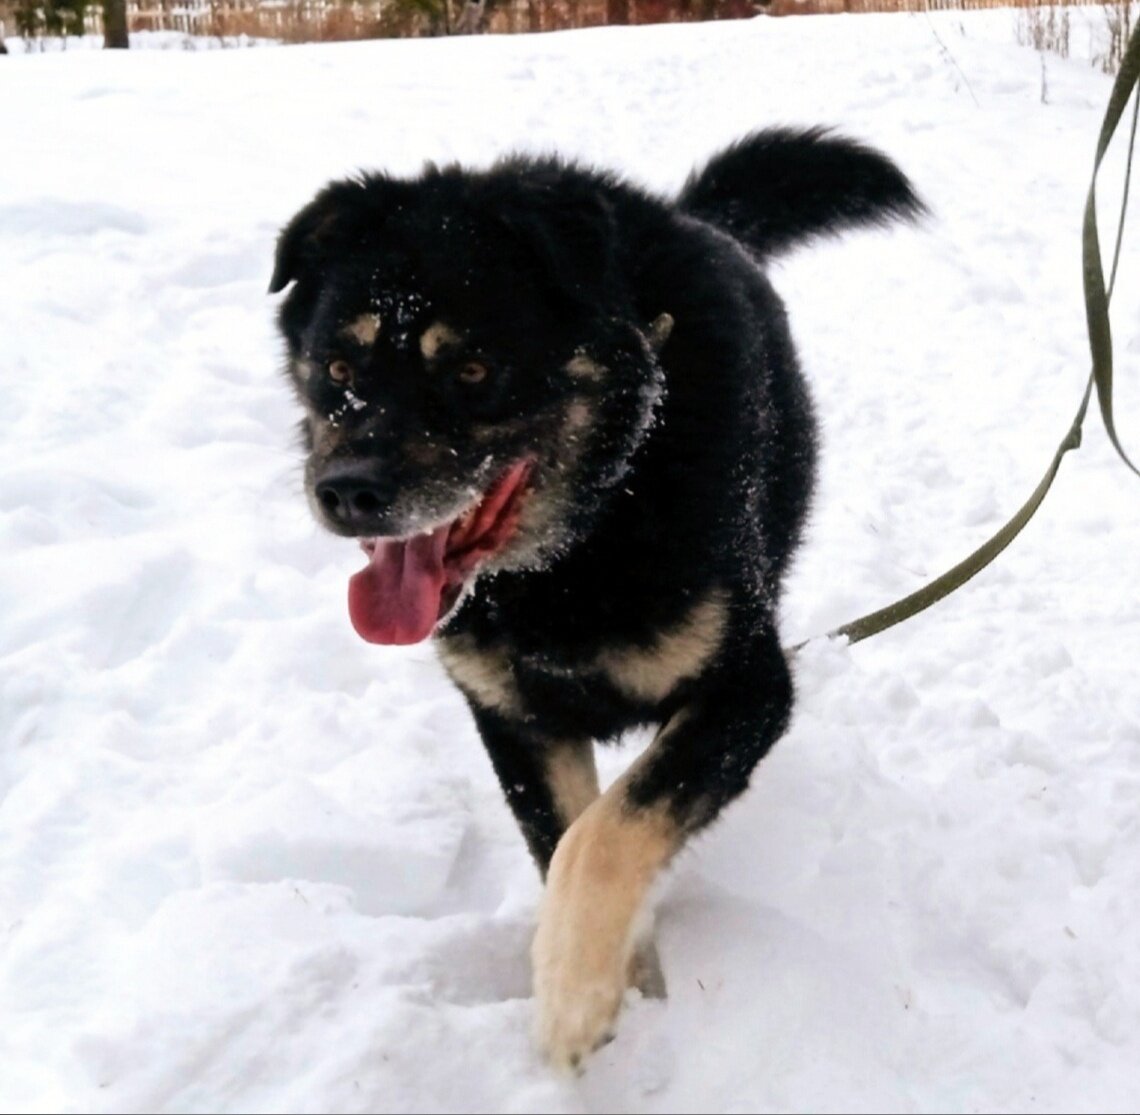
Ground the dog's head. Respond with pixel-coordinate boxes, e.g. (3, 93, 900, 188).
(271, 161, 672, 646)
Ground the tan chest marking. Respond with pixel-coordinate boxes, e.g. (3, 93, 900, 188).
(436, 634, 519, 715)
(596, 588, 728, 703)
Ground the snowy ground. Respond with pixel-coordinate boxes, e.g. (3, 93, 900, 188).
(2, 12, 1139, 1113)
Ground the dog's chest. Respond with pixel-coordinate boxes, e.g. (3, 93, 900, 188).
(436, 585, 728, 739)
(437, 632, 655, 739)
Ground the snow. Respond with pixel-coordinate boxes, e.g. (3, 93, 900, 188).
(2, 12, 1139, 1112)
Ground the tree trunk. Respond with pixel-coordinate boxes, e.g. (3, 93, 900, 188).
(103, 0, 129, 48)
(454, 0, 486, 33)
(607, 0, 631, 23)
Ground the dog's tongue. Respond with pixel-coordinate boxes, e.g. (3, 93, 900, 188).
(347, 524, 451, 645)
(345, 461, 533, 646)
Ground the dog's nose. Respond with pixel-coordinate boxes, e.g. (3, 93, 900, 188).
(313, 462, 393, 529)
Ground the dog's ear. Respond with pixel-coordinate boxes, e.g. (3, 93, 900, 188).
(269, 192, 341, 294)
(268, 179, 379, 294)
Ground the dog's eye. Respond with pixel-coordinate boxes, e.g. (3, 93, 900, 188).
(458, 361, 490, 385)
(328, 360, 353, 385)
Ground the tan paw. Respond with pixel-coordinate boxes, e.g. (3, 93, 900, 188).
(531, 860, 631, 1071)
(532, 937, 667, 1070)
(533, 909, 626, 1071)
(531, 791, 676, 1070)
(534, 964, 625, 1072)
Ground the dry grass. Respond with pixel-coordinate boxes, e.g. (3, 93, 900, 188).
(196, 4, 386, 43)
(1097, 0, 1135, 70)
(1011, 0, 1135, 73)
(1016, 0, 1071, 62)
(188, 0, 755, 40)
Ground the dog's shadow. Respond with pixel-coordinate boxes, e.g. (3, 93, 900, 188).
(573, 874, 911, 1109)
(407, 909, 535, 1008)
(405, 823, 539, 1006)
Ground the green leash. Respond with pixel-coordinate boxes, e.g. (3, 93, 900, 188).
(813, 26, 1140, 650)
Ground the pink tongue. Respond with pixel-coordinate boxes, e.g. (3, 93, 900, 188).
(347, 524, 451, 645)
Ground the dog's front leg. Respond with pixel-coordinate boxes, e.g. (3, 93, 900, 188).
(532, 779, 679, 1072)
(467, 705, 600, 875)
(466, 701, 665, 1005)
(533, 629, 793, 1071)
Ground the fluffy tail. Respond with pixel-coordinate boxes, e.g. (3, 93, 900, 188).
(676, 127, 926, 258)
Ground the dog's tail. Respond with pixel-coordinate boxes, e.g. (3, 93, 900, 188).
(676, 128, 926, 259)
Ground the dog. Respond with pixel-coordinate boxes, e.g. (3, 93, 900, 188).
(269, 129, 923, 1069)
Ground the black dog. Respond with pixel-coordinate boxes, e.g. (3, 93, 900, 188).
(270, 129, 922, 1069)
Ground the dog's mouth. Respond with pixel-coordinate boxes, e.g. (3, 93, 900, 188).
(346, 459, 533, 645)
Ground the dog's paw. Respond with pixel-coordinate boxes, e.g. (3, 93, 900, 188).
(533, 933, 626, 1073)
(531, 795, 674, 1071)
(533, 934, 667, 1071)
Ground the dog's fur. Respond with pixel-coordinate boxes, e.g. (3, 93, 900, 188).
(270, 129, 923, 1069)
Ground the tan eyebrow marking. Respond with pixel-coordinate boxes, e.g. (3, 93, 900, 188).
(340, 313, 382, 346)
(419, 321, 463, 362)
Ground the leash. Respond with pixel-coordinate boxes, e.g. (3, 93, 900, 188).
(806, 25, 1140, 651)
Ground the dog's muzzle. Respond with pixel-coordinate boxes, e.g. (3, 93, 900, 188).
(313, 459, 398, 535)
